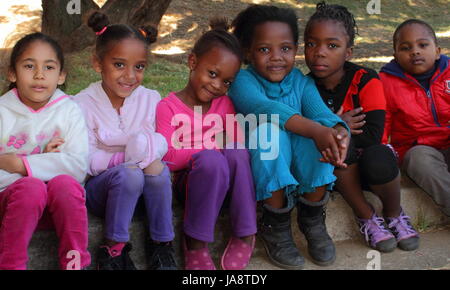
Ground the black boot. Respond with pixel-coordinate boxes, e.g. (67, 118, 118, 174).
(297, 192, 336, 266)
(97, 243, 137, 270)
(259, 204, 305, 269)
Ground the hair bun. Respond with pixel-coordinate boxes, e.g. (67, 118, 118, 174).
(87, 11, 110, 33)
(138, 25, 158, 44)
(316, 1, 327, 11)
(209, 17, 230, 32)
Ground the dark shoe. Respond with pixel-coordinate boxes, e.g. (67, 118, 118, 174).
(297, 193, 336, 266)
(386, 209, 420, 251)
(259, 205, 304, 270)
(148, 241, 178, 270)
(97, 243, 137, 270)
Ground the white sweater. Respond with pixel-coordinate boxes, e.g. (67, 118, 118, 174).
(0, 88, 89, 192)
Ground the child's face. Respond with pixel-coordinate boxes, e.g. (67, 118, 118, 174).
(93, 38, 148, 101)
(246, 21, 298, 83)
(304, 20, 352, 88)
(8, 41, 66, 110)
(187, 46, 240, 104)
(394, 23, 440, 75)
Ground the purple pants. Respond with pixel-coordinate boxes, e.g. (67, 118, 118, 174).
(176, 149, 257, 243)
(85, 164, 174, 243)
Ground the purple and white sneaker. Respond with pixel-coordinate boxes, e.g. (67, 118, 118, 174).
(386, 209, 420, 251)
(357, 214, 397, 252)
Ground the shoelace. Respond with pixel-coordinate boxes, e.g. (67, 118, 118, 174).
(387, 213, 417, 236)
(359, 216, 391, 243)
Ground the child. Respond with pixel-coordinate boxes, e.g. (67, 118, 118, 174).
(229, 5, 350, 269)
(0, 33, 90, 270)
(304, 2, 419, 253)
(380, 19, 450, 217)
(74, 12, 176, 270)
(156, 18, 257, 270)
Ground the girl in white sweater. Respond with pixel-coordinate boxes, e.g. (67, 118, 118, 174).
(0, 33, 90, 269)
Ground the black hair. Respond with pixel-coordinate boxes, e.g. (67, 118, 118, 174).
(8, 32, 65, 91)
(305, 1, 358, 47)
(87, 11, 158, 59)
(231, 4, 299, 63)
(393, 19, 438, 49)
(191, 17, 243, 63)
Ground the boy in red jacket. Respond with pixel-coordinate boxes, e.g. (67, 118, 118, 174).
(380, 19, 450, 217)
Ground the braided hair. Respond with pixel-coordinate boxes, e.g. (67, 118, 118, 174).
(87, 11, 158, 59)
(305, 1, 358, 47)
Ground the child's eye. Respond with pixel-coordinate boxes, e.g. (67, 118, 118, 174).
(224, 80, 232, 86)
(259, 47, 270, 53)
(328, 43, 338, 49)
(209, 71, 217, 78)
(24, 64, 34, 69)
(135, 64, 146, 70)
(305, 42, 315, 48)
(114, 63, 125, 68)
(45, 66, 55, 70)
(399, 46, 410, 51)
(419, 43, 429, 48)
(281, 46, 291, 52)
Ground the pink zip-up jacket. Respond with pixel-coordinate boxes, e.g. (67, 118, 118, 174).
(74, 82, 167, 176)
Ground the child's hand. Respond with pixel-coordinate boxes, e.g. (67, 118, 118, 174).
(0, 153, 26, 175)
(312, 125, 348, 168)
(312, 126, 342, 165)
(337, 106, 365, 135)
(332, 124, 350, 168)
(44, 137, 65, 153)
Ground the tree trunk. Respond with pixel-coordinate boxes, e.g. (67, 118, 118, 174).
(41, 0, 172, 52)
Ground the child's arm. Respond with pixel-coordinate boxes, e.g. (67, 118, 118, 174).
(0, 153, 27, 175)
(156, 101, 203, 171)
(21, 104, 89, 183)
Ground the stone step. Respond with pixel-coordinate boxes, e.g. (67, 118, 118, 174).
(27, 176, 449, 270)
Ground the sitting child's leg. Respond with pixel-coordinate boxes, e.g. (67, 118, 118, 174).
(142, 159, 177, 270)
(46, 175, 91, 270)
(85, 164, 145, 270)
(0, 177, 47, 270)
(220, 148, 257, 270)
(403, 145, 450, 216)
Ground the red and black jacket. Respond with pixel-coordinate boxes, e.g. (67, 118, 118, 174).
(380, 55, 450, 162)
(310, 62, 386, 149)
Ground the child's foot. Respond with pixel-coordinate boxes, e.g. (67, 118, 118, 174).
(386, 209, 420, 251)
(221, 235, 255, 270)
(183, 236, 216, 270)
(357, 214, 397, 252)
(97, 243, 137, 270)
(148, 241, 178, 270)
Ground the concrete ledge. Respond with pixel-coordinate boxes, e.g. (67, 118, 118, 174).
(27, 176, 449, 269)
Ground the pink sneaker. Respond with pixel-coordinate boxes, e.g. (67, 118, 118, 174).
(220, 236, 255, 270)
(183, 238, 216, 270)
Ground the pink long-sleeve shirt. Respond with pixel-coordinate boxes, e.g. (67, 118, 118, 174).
(156, 92, 242, 171)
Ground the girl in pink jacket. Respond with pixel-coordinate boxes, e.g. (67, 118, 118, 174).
(74, 12, 176, 270)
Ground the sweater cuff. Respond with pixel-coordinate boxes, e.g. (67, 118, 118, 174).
(20, 156, 32, 177)
(108, 152, 125, 169)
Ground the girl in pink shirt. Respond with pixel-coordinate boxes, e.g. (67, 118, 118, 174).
(156, 19, 257, 270)
(74, 12, 176, 270)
